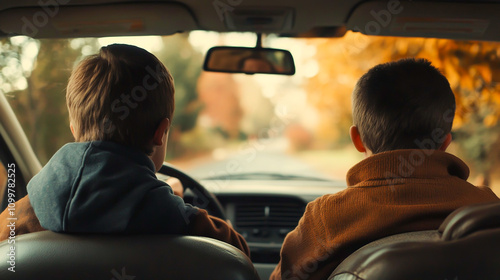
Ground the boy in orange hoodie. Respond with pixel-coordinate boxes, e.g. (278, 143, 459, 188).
(270, 58, 498, 280)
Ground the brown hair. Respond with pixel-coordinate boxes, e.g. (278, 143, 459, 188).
(352, 58, 455, 154)
(66, 44, 174, 154)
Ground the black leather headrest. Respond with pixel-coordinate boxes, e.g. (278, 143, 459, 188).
(330, 228, 500, 280)
(330, 201, 500, 280)
(0, 231, 259, 280)
(439, 201, 500, 241)
(329, 231, 440, 280)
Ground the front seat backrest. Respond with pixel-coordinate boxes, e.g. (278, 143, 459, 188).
(0, 231, 260, 280)
(329, 201, 500, 280)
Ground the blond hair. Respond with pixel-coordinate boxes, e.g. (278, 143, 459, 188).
(66, 44, 174, 154)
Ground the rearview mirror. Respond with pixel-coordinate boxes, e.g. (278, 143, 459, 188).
(203, 47, 295, 75)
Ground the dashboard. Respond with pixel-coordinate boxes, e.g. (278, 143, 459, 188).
(193, 179, 346, 279)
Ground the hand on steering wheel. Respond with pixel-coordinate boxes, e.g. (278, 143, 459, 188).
(159, 163, 227, 220)
(165, 177, 184, 198)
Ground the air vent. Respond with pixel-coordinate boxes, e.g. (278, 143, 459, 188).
(234, 197, 305, 228)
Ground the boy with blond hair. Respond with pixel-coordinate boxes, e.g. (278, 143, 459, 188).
(0, 44, 249, 256)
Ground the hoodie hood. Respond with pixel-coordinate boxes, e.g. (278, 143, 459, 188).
(27, 141, 191, 233)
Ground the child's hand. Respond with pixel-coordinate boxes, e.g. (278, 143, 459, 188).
(166, 177, 184, 198)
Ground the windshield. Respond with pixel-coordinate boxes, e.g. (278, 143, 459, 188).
(1, 32, 500, 190)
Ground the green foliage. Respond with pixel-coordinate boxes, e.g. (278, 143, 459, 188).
(453, 115, 500, 176)
(155, 34, 204, 158)
(2, 37, 100, 164)
(157, 34, 203, 132)
(2, 34, 205, 162)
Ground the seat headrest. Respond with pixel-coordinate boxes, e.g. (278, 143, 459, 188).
(439, 201, 500, 241)
(0, 231, 259, 280)
(330, 228, 500, 280)
(329, 231, 439, 280)
(330, 201, 500, 280)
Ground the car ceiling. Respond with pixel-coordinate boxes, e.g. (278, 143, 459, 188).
(1, 0, 500, 41)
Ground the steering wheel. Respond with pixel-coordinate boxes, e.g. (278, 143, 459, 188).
(158, 163, 227, 220)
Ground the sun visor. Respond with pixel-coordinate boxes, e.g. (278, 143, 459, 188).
(223, 7, 294, 32)
(0, 3, 198, 38)
(346, 1, 500, 41)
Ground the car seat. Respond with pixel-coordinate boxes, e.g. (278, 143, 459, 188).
(329, 201, 500, 280)
(0, 231, 260, 280)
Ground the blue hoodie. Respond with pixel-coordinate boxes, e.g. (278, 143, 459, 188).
(27, 141, 197, 234)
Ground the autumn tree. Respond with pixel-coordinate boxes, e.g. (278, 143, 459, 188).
(1, 37, 99, 163)
(155, 34, 205, 158)
(197, 71, 244, 139)
(2, 34, 207, 161)
(306, 32, 500, 185)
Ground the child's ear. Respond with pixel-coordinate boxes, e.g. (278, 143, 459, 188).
(350, 125, 367, 153)
(70, 123, 76, 138)
(152, 118, 171, 146)
(438, 133, 452, 151)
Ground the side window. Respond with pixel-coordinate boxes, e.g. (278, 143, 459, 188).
(0, 162, 5, 207)
(0, 138, 27, 212)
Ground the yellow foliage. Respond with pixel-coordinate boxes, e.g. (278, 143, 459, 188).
(474, 64, 492, 84)
(306, 32, 500, 144)
(484, 115, 498, 127)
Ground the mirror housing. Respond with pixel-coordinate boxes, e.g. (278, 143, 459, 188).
(203, 46, 295, 75)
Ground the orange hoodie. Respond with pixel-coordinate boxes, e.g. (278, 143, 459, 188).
(270, 150, 499, 280)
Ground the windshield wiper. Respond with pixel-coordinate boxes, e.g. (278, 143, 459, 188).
(203, 172, 332, 182)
